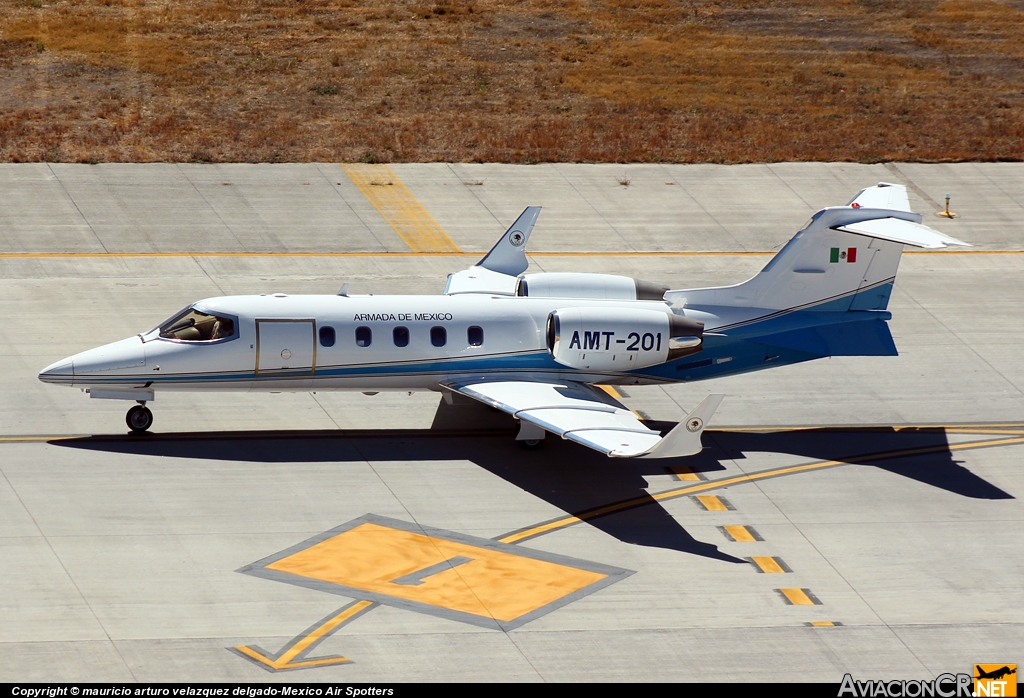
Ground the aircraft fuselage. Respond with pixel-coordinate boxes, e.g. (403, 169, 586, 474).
(40, 293, 738, 394)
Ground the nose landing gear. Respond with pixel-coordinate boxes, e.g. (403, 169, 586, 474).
(126, 402, 154, 433)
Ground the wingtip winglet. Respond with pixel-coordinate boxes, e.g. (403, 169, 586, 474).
(635, 393, 724, 459)
(477, 206, 542, 276)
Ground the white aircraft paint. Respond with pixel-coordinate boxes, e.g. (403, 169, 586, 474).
(39, 185, 968, 458)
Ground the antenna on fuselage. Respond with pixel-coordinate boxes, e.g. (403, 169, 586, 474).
(337, 283, 349, 297)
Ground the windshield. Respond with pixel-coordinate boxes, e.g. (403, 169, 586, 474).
(159, 307, 237, 342)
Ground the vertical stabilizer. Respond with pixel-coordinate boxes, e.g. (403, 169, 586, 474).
(666, 186, 967, 313)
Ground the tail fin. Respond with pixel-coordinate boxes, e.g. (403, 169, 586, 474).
(666, 184, 968, 312)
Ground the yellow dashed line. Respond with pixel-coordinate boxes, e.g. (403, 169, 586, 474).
(597, 385, 623, 399)
(671, 466, 702, 482)
(779, 588, 818, 606)
(341, 164, 461, 253)
(751, 556, 787, 574)
(497, 434, 1024, 544)
(810, 621, 836, 627)
(724, 525, 757, 542)
(696, 495, 729, 511)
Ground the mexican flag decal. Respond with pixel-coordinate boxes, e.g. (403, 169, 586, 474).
(830, 247, 857, 263)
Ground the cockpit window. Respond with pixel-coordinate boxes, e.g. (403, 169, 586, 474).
(159, 307, 237, 342)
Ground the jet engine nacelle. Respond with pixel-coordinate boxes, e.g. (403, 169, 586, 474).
(518, 273, 668, 301)
(546, 308, 704, 371)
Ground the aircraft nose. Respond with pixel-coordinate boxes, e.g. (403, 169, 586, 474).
(39, 357, 74, 384)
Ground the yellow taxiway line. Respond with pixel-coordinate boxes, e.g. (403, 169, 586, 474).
(233, 599, 374, 671)
(7, 425, 1006, 671)
(2, 250, 1023, 259)
(498, 434, 1024, 543)
(341, 164, 462, 254)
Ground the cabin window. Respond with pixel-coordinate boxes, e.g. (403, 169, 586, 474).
(430, 326, 447, 347)
(319, 326, 336, 347)
(355, 326, 372, 347)
(468, 325, 484, 347)
(158, 307, 237, 342)
(393, 326, 410, 347)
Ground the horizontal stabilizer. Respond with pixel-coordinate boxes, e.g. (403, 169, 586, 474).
(666, 185, 971, 314)
(847, 182, 912, 212)
(836, 217, 970, 249)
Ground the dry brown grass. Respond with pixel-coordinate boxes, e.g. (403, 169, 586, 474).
(1, 0, 1022, 163)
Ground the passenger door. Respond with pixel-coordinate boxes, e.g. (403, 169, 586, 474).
(255, 320, 315, 376)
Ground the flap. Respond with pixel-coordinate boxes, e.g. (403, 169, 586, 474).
(442, 379, 723, 458)
(836, 217, 970, 249)
(442, 379, 663, 457)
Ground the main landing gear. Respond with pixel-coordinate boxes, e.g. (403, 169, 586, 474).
(516, 420, 545, 450)
(126, 402, 154, 433)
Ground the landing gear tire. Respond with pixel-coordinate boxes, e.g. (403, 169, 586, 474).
(520, 438, 543, 450)
(126, 405, 153, 433)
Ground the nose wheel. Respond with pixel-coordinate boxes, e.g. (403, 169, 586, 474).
(126, 404, 154, 433)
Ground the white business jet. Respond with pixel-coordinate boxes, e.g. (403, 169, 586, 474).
(39, 183, 968, 458)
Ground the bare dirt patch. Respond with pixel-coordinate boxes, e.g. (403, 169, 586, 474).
(1, 0, 1021, 163)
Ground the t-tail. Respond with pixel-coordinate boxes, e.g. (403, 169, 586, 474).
(666, 183, 969, 358)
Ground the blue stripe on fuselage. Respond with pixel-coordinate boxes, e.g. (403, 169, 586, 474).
(75, 283, 898, 387)
(639, 281, 898, 382)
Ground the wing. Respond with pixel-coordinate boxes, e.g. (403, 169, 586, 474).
(444, 206, 541, 295)
(442, 378, 723, 459)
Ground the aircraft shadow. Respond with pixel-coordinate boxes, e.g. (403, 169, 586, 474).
(694, 425, 1013, 501)
(53, 401, 1012, 562)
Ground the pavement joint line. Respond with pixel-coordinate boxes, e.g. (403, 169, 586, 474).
(718, 424, 1024, 432)
(7, 426, 1023, 446)
(2, 250, 1022, 259)
(9, 431, 1023, 546)
(340, 164, 461, 254)
(18, 428, 1017, 669)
